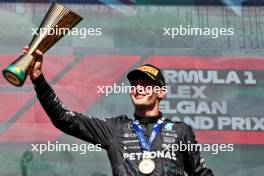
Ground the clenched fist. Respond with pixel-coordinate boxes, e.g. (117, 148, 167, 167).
(22, 46, 43, 80)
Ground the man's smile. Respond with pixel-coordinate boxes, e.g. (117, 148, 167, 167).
(134, 94, 146, 99)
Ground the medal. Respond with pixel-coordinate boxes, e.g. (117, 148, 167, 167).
(139, 158, 155, 174)
(132, 117, 165, 175)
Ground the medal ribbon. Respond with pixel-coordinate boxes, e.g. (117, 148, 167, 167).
(132, 117, 164, 152)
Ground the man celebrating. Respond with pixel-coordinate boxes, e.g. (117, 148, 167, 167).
(26, 47, 214, 176)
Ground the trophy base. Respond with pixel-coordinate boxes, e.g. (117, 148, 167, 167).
(2, 64, 26, 87)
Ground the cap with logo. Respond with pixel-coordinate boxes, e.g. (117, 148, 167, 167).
(127, 64, 165, 86)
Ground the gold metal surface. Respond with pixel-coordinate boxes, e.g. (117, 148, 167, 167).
(2, 1, 82, 86)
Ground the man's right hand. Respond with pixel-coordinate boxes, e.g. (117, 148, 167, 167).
(22, 46, 43, 80)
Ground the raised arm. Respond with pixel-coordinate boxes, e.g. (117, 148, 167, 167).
(28, 48, 115, 149)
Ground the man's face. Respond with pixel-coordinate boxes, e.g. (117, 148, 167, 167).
(129, 78, 162, 108)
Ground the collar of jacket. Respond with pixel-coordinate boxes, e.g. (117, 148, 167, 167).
(134, 112, 162, 124)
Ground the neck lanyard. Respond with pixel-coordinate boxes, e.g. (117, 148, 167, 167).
(132, 117, 164, 152)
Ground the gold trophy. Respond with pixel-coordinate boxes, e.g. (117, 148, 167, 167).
(2, 1, 82, 87)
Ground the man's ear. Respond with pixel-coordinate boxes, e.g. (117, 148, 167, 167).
(158, 86, 167, 100)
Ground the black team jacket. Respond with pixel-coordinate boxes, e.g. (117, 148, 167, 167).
(33, 74, 214, 176)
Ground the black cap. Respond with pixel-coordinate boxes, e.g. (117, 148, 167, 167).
(127, 64, 165, 86)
